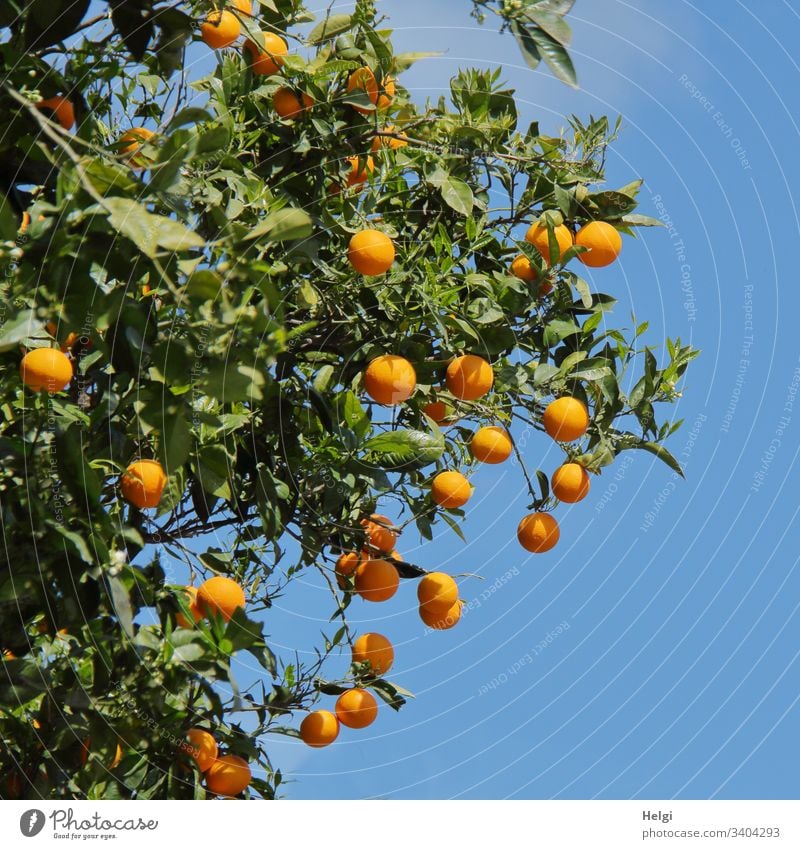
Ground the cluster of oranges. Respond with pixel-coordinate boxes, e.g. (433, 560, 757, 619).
(357, 351, 594, 557)
(296, 631, 395, 749)
(183, 728, 252, 797)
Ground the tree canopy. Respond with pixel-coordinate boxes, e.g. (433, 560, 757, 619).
(0, 0, 697, 799)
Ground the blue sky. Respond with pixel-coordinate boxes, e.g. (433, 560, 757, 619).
(150, 0, 800, 798)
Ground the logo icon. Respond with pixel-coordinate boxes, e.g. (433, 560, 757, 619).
(20, 810, 45, 837)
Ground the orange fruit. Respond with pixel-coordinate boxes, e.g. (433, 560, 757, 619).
(197, 576, 246, 621)
(243, 33, 288, 74)
(510, 254, 538, 282)
(335, 688, 378, 729)
(423, 400, 451, 423)
(420, 599, 462, 630)
(517, 512, 560, 553)
(470, 426, 512, 464)
(300, 710, 339, 747)
(175, 586, 203, 627)
(120, 459, 167, 509)
(371, 125, 408, 151)
(186, 728, 218, 772)
(351, 632, 394, 675)
(20, 348, 72, 393)
(551, 463, 590, 503)
(431, 470, 472, 509)
(575, 221, 622, 267)
(354, 557, 399, 602)
(200, 10, 241, 49)
(417, 572, 458, 611)
(543, 397, 589, 442)
(363, 355, 415, 405)
(346, 67, 395, 114)
(118, 127, 156, 169)
(335, 551, 361, 587)
(361, 513, 398, 553)
(525, 221, 573, 265)
(273, 87, 313, 119)
(205, 754, 251, 796)
(347, 229, 395, 275)
(36, 95, 75, 130)
(232, 0, 252, 15)
(445, 354, 493, 401)
(19, 211, 31, 234)
(2, 649, 16, 660)
(346, 154, 374, 187)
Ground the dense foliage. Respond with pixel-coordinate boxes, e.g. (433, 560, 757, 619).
(0, 0, 696, 798)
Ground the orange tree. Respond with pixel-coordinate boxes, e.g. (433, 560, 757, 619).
(0, 0, 697, 798)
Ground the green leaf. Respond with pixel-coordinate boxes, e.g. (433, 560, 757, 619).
(393, 51, 441, 72)
(307, 13, 352, 44)
(0, 192, 20, 240)
(440, 177, 473, 216)
(624, 440, 684, 477)
(158, 405, 191, 474)
(363, 429, 445, 470)
(0, 310, 43, 352)
(510, 20, 541, 70)
(245, 208, 312, 243)
(107, 574, 134, 638)
(110, 0, 154, 60)
(25, 0, 89, 49)
(528, 26, 577, 87)
(618, 214, 664, 228)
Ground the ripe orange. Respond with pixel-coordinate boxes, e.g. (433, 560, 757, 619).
(517, 512, 560, 553)
(420, 599, 462, 630)
(108, 743, 123, 770)
(346, 154, 374, 188)
(35, 95, 75, 130)
(186, 728, 218, 771)
(118, 127, 156, 169)
(347, 229, 395, 275)
(335, 688, 378, 729)
(273, 87, 313, 119)
(352, 632, 394, 675)
(431, 470, 472, 509)
(232, 0, 252, 13)
(575, 221, 622, 267)
(361, 513, 398, 552)
(243, 33, 288, 74)
(300, 710, 339, 747)
(445, 354, 493, 401)
(346, 67, 395, 114)
(200, 10, 241, 49)
(510, 254, 538, 282)
(417, 572, 458, 611)
(363, 354, 416, 405)
(197, 576, 246, 621)
(354, 557, 399, 602)
(205, 754, 251, 796)
(371, 126, 408, 151)
(543, 397, 589, 442)
(423, 400, 451, 423)
(551, 463, 590, 503)
(335, 551, 361, 587)
(470, 426, 512, 464)
(175, 586, 203, 627)
(525, 221, 573, 265)
(120, 459, 167, 509)
(20, 348, 72, 393)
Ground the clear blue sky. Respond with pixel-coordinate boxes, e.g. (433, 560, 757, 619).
(161, 0, 800, 798)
